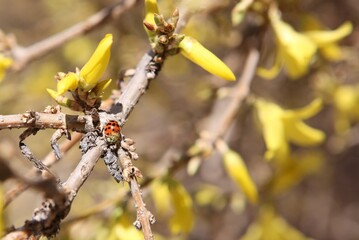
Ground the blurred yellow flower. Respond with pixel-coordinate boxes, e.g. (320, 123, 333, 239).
(333, 85, 359, 133)
(0, 54, 12, 82)
(255, 98, 325, 162)
(151, 177, 195, 235)
(301, 15, 352, 60)
(151, 178, 172, 216)
(257, 7, 352, 80)
(223, 149, 258, 204)
(241, 205, 311, 240)
(168, 179, 194, 234)
(268, 150, 323, 196)
(108, 213, 143, 240)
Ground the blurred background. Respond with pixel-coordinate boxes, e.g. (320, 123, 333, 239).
(0, 0, 359, 239)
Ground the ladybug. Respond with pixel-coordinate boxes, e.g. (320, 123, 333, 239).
(104, 120, 121, 144)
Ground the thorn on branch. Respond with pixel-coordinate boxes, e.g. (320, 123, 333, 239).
(50, 129, 71, 160)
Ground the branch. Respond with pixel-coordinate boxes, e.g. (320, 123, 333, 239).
(4, 133, 83, 207)
(0, 112, 91, 131)
(49, 47, 261, 235)
(4, 93, 119, 206)
(3, 51, 158, 238)
(118, 148, 155, 240)
(10, 0, 136, 70)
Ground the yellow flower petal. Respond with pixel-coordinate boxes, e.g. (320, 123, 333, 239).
(179, 36, 236, 81)
(168, 180, 194, 234)
(269, 151, 323, 196)
(79, 34, 113, 91)
(111, 213, 144, 240)
(283, 98, 323, 120)
(46, 88, 60, 100)
(231, 0, 253, 26)
(319, 43, 344, 60)
(255, 99, 287, 160)
(151, 178, 172, 216)
(256, 98, 324, 161)
(56, 72, 79, 95)
(282, 98, 325, 146)
(46, 88, 76, 108)
(304, 22, 353, 47)
(256, 50, 283, 80)
(284, 119, 325, 146)
(93, 78, 112, 97)
(195, 185, 221, 206)
(269, 8, 317, 79)
(300, 16, 352, 61)
(223, 149, 258, 204)
(0, 54, 12, 82)
(333, 85, 359, 133)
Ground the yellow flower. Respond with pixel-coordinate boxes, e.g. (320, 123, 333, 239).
(257, 7, 352, 80)
(151, 177, 195, 234)
(304, 22, 352, 61)
(56, 72, 79, 95)
(223, 149, 258, 204)
(242, 205, 311, 240)
(0, 54, 12, 82)
(168, 180, 194, 234)
(179, 36, 236, 81)
(151, 178, 172, 216)
(333, 84, 359, 133)
(109, 213, 144, 240)
(47, 34, 113, 108)
(255, 98, 325, 162)
(257, 8, 316, 79)
(268, 150, 323, 196)
(79, 34, 113, 91)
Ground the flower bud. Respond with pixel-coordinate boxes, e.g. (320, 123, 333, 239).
(79, 34, 113, 91)
(179, 36, 236, 81)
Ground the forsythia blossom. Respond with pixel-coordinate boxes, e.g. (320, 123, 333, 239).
(47, 34, 113, 110)
(257, 7, 352, 80)
(255, 98, 325, 162)
(151, 178, 194, 234)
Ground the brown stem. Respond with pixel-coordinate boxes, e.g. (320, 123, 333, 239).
(4, 133, 83, 207)
(130, 178, 155, 240)
(0, 112, 91, 132)
(11, 0, 136, 70)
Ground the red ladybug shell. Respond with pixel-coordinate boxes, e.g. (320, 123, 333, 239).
(104, 120, 121, 136)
